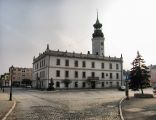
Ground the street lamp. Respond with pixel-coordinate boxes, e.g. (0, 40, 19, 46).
(125, 71, 129, 100)
(2, 77, 4, 92)
(9, 65, 14, 101)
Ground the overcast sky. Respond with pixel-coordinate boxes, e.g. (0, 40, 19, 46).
(1, 0, 156, 74)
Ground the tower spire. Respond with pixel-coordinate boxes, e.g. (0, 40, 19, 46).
(92, 12, 105, 56)
(96, 9, 99, 22)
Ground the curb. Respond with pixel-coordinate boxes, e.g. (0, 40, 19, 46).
(119, 97, 125, 120)
(2, 100, 16, 120)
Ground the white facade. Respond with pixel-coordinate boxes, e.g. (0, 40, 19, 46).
(32, 50, 123, 89)
(32, 15, 123, 89)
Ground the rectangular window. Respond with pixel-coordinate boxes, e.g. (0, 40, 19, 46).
(109, 63, 112, 69)
(82, 82, 86, 88)
(75, 60, 78, 67)
(56, 59, 60, 65)
(110, 73, 112, 79)
(75, 71, 78, 78)
(65, 71, 69, 78)
(110, 82, 113, 87)
(56, 70, 60, 77)
(43, 59, 45, 66)
(65, 60, 69, 66)
(75, 82, 78, 88)
(56, 82, 60, 88)
(102, 82, 105, 87)
(82, 61, 86, 67)
(91, 62, 95, 68)
(91, 72, 95, 77)
(116, 64, 119, 69)
(40, 61, 42, 68)
(116, 73, 119, 79)
(37, 63, 38, 69)
(82, 72, 86, 78)
(116, 82, 119, 87)
(101, 63, 104, 69)
(101, 72, 105, 78)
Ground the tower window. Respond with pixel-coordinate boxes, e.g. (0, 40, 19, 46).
(101, 42, 103, 45)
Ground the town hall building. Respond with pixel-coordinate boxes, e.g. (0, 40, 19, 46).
(32, 14, 123, 89)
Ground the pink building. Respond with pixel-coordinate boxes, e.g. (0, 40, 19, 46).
(150, 65, 156, 85)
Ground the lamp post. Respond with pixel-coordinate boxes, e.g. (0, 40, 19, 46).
(2, 77, 4, 92)
(125, 71, 129, 100)
(9, 65, 14, 101)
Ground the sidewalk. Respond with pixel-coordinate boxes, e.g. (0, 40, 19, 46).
(0, 91, 14, 120)
(122, 96, 156, 120)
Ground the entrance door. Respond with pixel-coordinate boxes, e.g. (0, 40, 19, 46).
(91, 81, 96, 89)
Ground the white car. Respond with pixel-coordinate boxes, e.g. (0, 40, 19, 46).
(118, 86, 126, 91)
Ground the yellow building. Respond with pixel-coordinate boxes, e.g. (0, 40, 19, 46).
(9, 67, 32, 87)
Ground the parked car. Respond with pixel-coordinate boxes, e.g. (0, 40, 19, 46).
(26, 85, 32, 88)
(118, 86, 126, 91)
(153, 86, 156, 95)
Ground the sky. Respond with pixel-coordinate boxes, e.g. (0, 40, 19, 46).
(0, 0, 156, 74)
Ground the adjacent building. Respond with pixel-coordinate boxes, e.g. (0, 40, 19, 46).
(9, 67, 32, 86)
(149, 65, 156, 85)
(32, 14, 123, 89)
(0, 73, 10, 87)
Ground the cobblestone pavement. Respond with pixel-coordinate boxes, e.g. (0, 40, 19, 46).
(6, 88, 125, 120)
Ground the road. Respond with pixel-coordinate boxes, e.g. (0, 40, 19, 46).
(6, 88, 125, 120)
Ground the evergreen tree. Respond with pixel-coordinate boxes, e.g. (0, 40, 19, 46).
(129, 51, 150, 94)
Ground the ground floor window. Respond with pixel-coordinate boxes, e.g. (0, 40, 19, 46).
(116, 82, 119, 87)
(101, 82, 105, 87)
(110, 82, 112, 87)
(56, 81, 60, 88)
(75, 81, 78, 88)
(82, 82, 86, 88)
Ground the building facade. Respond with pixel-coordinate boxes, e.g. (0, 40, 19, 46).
(32, 15, 123, 89)
(149, 65, 156, 85)
(0, 73, 10, 87)
(9, 67, 32, 86)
